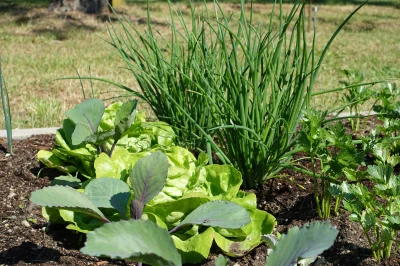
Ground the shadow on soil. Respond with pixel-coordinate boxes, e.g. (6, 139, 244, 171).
(30, 166, 64, 180)
(324, 241, 373, 265)
(0, 242, 61, 265)
(273, 193, 317, 225)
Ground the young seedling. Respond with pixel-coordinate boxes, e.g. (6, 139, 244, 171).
(0, 57, 12, 155)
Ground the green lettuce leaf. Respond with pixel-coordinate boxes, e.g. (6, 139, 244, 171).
(172, 227, 215, 264)
(185, 165, 242, 200)
(37, 150, 77, 173)
(214, 208, 276, 257)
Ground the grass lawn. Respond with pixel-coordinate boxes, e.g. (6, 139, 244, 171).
(0, 1, 399, 129)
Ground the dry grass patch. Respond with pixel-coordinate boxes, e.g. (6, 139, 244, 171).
(0, 2, 399, 129)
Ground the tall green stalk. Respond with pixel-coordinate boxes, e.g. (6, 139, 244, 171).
(85, 0, 368, 188)
(0, 58, 12, 155)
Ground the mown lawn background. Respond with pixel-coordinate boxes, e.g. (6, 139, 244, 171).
(0, 0, 399, 129)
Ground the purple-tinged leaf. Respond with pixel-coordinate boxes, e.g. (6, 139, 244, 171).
(129, 151, 169, 219)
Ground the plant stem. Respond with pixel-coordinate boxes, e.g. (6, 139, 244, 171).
(334, 197, 341, 215)
(109, 140, 117, 157)
(311, 156, 322, 217)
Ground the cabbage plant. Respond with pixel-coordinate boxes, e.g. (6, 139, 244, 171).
(32, 151, 251, 265)
(263, 221, 338, 266)
(38, 98, 175, 178)
(33, 150, 276, 263)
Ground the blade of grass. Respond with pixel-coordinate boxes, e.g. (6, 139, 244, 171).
(0, 57, 12, 155)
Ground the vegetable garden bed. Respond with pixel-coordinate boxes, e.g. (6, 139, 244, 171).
(0, 118, 398, 266)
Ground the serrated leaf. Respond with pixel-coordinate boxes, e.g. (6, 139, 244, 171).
(214, 254, 229, 266)
(361, 211, 376, 232)
(343, 168, 357, 181)
(130, 151, 169, 219)
(84, 178, 131, 218)
(372, 143, 390, 163)
(81, 219, 182, 266)
(114, 99, 138, 141)
(30, 186, 108, 223)
(328, 184, 341, 197)
(265, 221, 338, 266)
(367, 165, 388, 184)
(51, 175, 82, 188)
(176, 200, 250, 229)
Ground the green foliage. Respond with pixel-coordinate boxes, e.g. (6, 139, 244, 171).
(100, 0, 369, 188)
(0, 57, 12, 155)
(38, 99, 175, 178)
(264, 221, 338, 266)
(31, 152, 257, 265)
(130, 151, 169, 219)
(82, 219, 182, 266)
(171, 200, 251, 232)
(214, 255, 229, 266)
(85, 178, 131, 219)
(50, 174, 82, 187)
(339, 69, 373, 131)
(80, 200, 250, 266)
(373, 82, 400, 137)
(34, 141, 275, 263)
(297, 109, 363, 218)
(339, 140, 400, 262)
(30, 185, 110, 223)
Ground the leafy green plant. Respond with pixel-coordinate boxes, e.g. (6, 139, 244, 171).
(263, 221, 338, 266)
(214, 255, 229, 266)
(373, 82, 400, 137)
(0, 57, 12, 155)
(339, 168, 399, 261)
(85, 0, 368, 188)
(32, 151, 252, 265)
(339, 69, 373, 131)
(297, 109, 363, 218)
(38, 99, 175, 178)
(333, 137, 400, 262)
(34, 149, 275, 263)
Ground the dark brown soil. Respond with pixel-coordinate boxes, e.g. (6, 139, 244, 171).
(0, 133, 399, 266)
